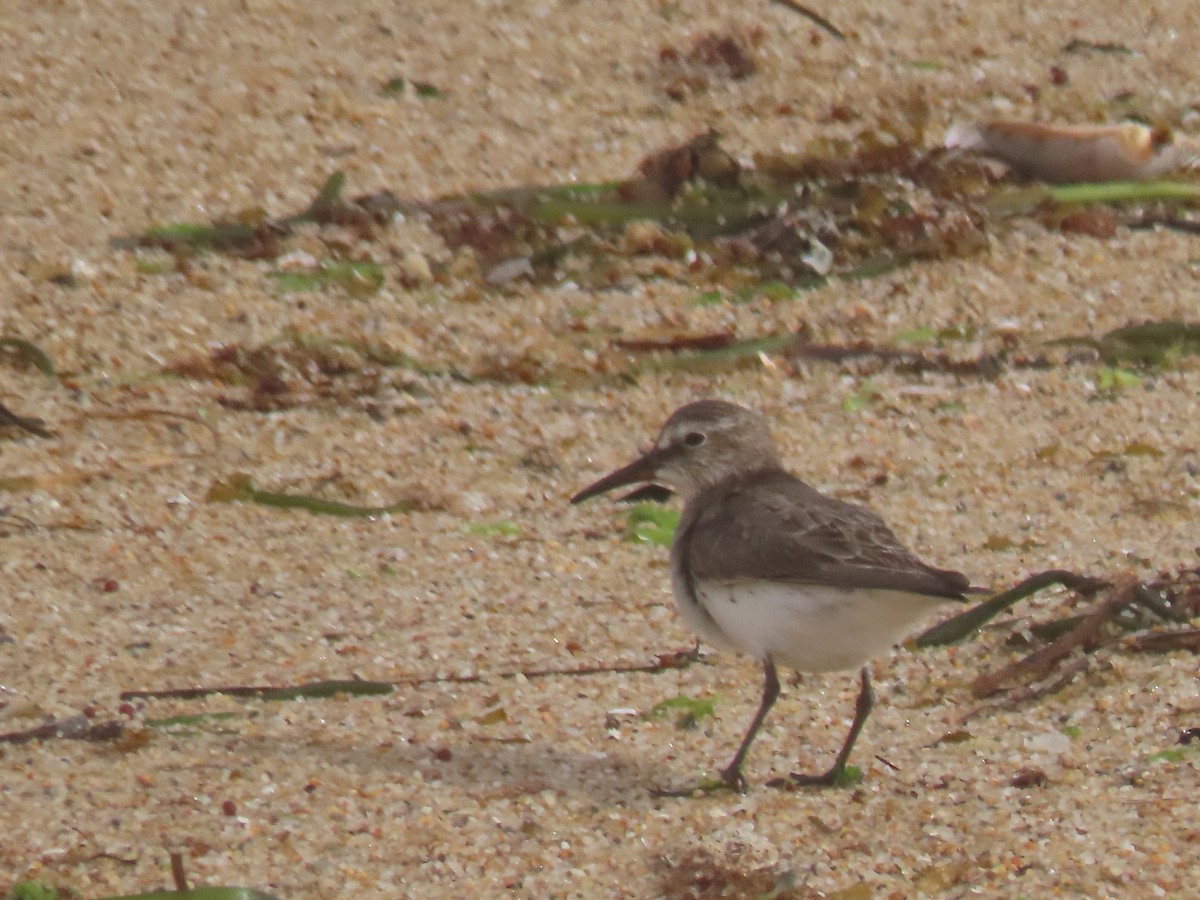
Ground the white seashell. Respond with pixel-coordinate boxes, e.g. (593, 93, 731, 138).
(801, 236, 834, 275)
(1025, 730, 1072, 755)
(945, 119, 1199, 182)
(484, 256, 534, 285)
(275, 249, 320, 271)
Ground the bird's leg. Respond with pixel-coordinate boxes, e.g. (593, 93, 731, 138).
(784, 666, 874, 788)
(650, 659, 779, 797)
(716, 659, 780, 792)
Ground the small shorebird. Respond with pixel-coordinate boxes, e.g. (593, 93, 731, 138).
(572, 399, 970, 791)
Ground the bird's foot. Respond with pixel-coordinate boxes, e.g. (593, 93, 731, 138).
(767, 763, 864, 791)
(718, 765, 750, 794)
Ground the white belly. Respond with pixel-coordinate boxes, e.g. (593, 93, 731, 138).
(678, 577, 950, 672)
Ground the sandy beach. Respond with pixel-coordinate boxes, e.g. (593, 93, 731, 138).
(2, 1, 1199, 896)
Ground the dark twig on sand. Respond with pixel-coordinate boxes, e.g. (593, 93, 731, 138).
(770, 0, 846, 40)
(970, 575, 1138, 698)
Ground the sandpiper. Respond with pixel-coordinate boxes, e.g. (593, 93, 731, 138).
(572, 399, 970, 791)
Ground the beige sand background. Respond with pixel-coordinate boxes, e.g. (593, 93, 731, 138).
(2, 0, 1199, 896)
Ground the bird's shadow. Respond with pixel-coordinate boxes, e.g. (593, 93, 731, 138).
(223, 725, 672, 804)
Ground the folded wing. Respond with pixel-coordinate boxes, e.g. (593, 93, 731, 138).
(683, 469, 969, 600)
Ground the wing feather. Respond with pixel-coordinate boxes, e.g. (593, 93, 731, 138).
(682, 469, 969, 600)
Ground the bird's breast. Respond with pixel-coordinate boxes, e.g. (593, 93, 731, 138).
(687, 578, 951, 672)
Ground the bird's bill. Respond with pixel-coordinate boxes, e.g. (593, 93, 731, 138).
(570, 446, 673, 504)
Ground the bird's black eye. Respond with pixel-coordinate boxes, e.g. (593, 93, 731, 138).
(683, 431, 706, 448)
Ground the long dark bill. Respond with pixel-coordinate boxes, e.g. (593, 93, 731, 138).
(570, 445, 675, 505)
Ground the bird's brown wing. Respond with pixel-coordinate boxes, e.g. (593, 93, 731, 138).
(682, 469, 969, 600)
